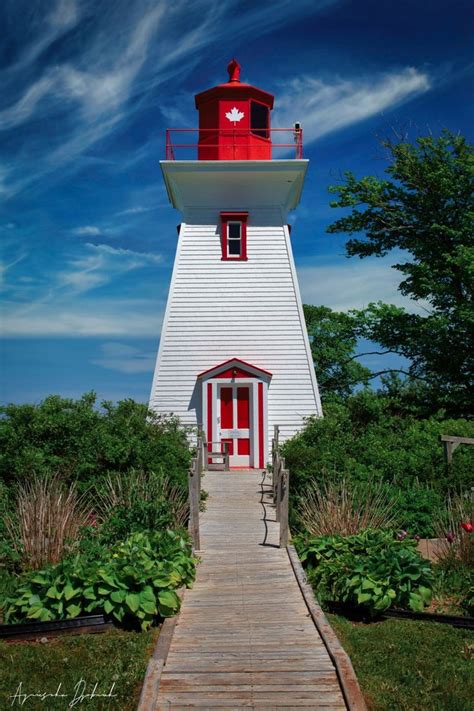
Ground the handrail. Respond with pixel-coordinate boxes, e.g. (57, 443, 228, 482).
(189, 425, 289, 549)
(165, 127, 303, 160)
(271, 425, 290, 548)
(440, 434, 474, 464)
(188, 436, 203, 550)
(203, 441, 230, 471)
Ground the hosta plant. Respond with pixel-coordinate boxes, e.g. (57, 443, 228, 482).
(296, 528, 433, 615)
(2, 530, 196, 630)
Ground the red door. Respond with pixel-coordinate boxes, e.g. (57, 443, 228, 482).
(219, 385, 251, 466)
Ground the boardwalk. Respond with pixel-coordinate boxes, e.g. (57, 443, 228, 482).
(155, 470, 347, 709)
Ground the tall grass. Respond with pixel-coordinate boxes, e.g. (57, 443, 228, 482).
(434, 492, 474, 567)
(296, 477, 399, 537)
(5, 474, 92, 569)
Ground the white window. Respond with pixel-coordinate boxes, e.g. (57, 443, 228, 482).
(227, 221, 242, 257)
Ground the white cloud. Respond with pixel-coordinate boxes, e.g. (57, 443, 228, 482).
(72, 225, 102, 236)
(2, 0, 81, 77)
(115, 205, 158, 216)
(91, 342, 156, 373)
(0, 252, 27, 288)
(0, 0, 343, 197)
(2, 298, 164, 337)
(49, 0, 79, 29)
(86, 243, 163, 264)
(297, 259, 428, 313)
(57, 243, 163, 293)
(274, 68, 431, 145)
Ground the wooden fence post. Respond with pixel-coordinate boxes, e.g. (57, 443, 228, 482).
(272, 425, 280, 502)
(196, 436, 203, 482)
(188, 458, 200, 551)
(279, 468, 290, 548)
(275, 456, 285, 522)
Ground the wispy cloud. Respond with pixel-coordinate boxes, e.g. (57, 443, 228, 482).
(91, 342, 156, 373)
(2, 298, 164, 337)
(57, 243, 163, 293)
(115, 205, 158, 216)
(72, 225, 102, 236)
(297, 258, 429, 313)
(0, 254, 26, 288)
(274, 68, 431, 144)
(0, 0, 340, 197)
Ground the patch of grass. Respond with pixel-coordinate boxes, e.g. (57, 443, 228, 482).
(0, 627, 157, 710)
(328, 614, 474, 711)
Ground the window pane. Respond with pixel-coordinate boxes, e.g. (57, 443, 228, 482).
(228, 222, 241, 239)
(228, 238, 241, 256)
(251, 102, 269, 138)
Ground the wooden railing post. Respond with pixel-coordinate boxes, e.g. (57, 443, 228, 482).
(279, 468, 290, 548)
(276, 457, 285, 522)
(272, 425, 280, 504)
(196, 436, 203, 484)
(223, 441, 230, 471)
(188, 457, 200, 551)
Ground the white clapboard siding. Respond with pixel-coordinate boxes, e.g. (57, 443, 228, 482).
(149, 203, 322, 456)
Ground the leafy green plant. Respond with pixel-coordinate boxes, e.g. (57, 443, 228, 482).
(296, 529, 433, 615)
(2, 530, 196, 630)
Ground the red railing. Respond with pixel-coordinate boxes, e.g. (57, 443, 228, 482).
(165, 127, 303, 160)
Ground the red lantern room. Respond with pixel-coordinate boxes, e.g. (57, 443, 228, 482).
(195, 59, 274, 160)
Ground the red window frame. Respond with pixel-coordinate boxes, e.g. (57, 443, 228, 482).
(220, 211, 248, 261)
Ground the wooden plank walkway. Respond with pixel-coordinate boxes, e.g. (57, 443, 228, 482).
(154, 470, 347, 709)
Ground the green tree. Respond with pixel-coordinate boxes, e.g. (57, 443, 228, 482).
(327, 130, 474, 415)
(303, 304, 371, 399)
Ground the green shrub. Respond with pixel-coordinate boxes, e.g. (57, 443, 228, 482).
(2, 530, 196, 630)
(0, 394, 191, 490)
(282, 394, 473, 535)
(296, 529, 433, 615)
(0, 480, 20, 572)
(95, 469, 188, 543)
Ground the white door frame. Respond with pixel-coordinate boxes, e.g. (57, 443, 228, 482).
(201, 376, 268, 468)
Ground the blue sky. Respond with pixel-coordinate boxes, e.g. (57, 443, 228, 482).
(1, 0, 473, 404)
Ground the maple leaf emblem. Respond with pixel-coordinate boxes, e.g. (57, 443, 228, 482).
(225, 107, 245, 124)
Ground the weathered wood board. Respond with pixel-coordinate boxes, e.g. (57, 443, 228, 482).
(154, 470, 348, 709)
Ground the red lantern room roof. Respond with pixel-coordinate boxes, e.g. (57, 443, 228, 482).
(164, 60, 303, 161)
(195, 59, 274, 110)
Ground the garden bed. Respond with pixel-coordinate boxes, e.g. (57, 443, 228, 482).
(326, 601, 474, 629)
(0, 614, 114, 642)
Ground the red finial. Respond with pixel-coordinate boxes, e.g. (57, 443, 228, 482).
(227, 58, 241, 83)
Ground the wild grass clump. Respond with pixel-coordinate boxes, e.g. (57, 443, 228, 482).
(296, 477, 399, 537)
(5, 474, 92, 569)
(434, 492, 474, 567)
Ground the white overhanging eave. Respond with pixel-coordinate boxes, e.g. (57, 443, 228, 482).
(160, 159, 309, 215)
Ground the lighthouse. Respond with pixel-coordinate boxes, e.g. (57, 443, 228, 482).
(149, 60, 322, 468)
